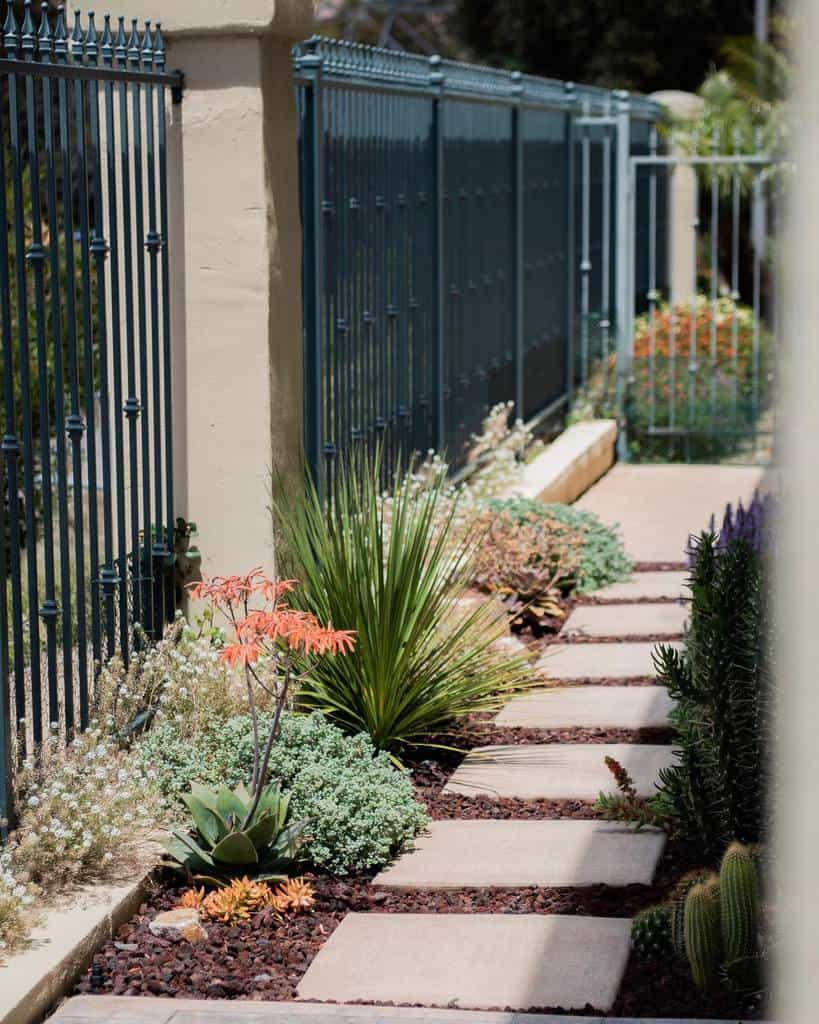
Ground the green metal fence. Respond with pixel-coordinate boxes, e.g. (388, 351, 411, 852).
(294, 37, 665, 490)
(0, 1, 183, 825)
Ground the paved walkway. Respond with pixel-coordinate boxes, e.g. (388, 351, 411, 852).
(52, 465, 763, 1022)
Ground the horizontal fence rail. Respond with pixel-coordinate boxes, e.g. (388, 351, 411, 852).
(0, 1, 182, 823)
(293, 36, 664, 491)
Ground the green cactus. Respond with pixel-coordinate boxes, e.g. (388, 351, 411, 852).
(684, 875, 722, 989)
(669, 870, 711, 959)
(631, 905, 674, 961)
(720, 841, 761, 992)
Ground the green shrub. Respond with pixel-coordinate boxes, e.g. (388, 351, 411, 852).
(488, 497, 633, 594)
(653, 533, 769, 854)
(273, 453, 530, 755)
(138, 712, 429, 875)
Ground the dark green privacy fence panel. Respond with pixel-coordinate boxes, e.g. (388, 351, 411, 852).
(294, 38, 665, 489)
(0, 1, 182, 821)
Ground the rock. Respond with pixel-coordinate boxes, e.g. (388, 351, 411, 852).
(148, 908, 208, 943)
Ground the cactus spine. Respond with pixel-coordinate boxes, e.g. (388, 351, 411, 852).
(720, 841, 761, 991)
(684, 875, 722, 989)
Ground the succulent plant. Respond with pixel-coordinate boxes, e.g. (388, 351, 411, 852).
(201, 876, 276, 924)
(668, 870, 712, 959)
(720, 841, 761, 992)
(163, 780, 309, 884)
(631, 905, 674, 961)
(684, 875, 722, 989)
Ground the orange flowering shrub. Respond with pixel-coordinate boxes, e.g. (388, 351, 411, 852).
(629, 296, 770, 435)
(188, 569, 355, 816)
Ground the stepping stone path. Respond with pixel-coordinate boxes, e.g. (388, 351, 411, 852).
(496, 685, 675, 729)
(537, 639, 681, 680)
(560, 601, 688, 638)
(443, 742, 676, 800)
(374, 820, 666, 889)
(300, 548, 693, 1012)
(298, 913, 632, 1011)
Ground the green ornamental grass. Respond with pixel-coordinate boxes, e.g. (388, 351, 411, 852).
(273, 456, 530, 756)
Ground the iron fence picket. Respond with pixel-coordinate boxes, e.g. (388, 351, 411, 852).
(294, 38, 664, 489)
(0, 2, 182, 821)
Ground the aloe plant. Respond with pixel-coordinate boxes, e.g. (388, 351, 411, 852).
(163, 780, 308, 885)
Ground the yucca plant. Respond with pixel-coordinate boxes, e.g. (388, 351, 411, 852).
(273, 454, 530, 756)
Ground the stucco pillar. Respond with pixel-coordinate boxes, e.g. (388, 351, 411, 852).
(125, 1, 313, 580)
(650, 91, 704, 306)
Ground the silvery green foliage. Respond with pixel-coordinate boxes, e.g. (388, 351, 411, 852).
(138, 712, 428, 875)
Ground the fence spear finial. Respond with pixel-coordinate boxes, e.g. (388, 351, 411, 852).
(70, 9, 85, 60)
(114, 15, 127, 65)
(141, 19, 153, 68)
(37, 2, 53, 59)
(85, 11, 98, 63)
(153, 22, 165, 68)
(100, 13, 113, 63)
(20, 0, 35, 56)
(127, 17, 140, 66)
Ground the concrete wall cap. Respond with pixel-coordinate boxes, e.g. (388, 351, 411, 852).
(649, 90, 705, 118)
(118, 0, 314, 41)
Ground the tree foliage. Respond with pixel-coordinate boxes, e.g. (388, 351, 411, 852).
(452, 0, 774, 94)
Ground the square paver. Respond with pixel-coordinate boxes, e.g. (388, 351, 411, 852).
(561, 603, 687, 639)
(592, 571, 689, 601)
(495, 685, 674, 729)
(443, 743, 676, 800)
(537, 641, 682, 681)
(296, 913, 632, 1011)
(374, 819, 666, 889)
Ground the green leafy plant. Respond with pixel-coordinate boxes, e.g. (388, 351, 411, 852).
(594, 755, 668, 830)
(488, 498, 633, 594)
(273, 453, 530, 756)
(163, 780, 307, 885)
(631, 905, 674, 961)
(653, 533, 769, 853)
(138, 711, 429, 876)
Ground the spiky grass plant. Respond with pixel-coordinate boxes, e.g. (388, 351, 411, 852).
(273, 454, 530, 756)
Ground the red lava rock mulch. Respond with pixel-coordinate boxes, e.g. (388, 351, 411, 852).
(634, 561, 688, 572)
(547, 632, 684, 646)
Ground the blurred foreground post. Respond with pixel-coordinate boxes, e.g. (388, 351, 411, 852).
(777, 0, 819, 1019)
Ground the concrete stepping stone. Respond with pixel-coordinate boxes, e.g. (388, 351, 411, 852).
(561, 602, 687, 639)
(443, 743, 676, 800)
(374, 819, 666, 889)
(296, 912, 631, 1011)
(537, 640, 682, 681)
(592, 570, 689, 601)
(496, 685, 674, 729)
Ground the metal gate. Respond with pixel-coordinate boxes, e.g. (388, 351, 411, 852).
(618, 131, 782, 462)
(0, 2, 183, 822)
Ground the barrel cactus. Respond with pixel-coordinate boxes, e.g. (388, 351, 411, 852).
(684, 875, 722, 989)
(631, 905, 674, 961)
(720, 841, 761, 992)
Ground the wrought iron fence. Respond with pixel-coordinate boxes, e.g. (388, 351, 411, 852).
(293, 37, 664, 491)
(0, 1, 182, 823)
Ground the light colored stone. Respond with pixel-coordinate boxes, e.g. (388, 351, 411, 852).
(118, 1, 314, 39)
(55, 995, 756, 1023)
(443, 744, 676, 800)
(592, 571, 689, 601)
(296, 912, 631, 1011)
(512, 420, 617, 504)
(537, 641, 682, 681)
(374, 819, 665, 889)
(495, 686, 674, 729)
(0, 877, 149, 1024)
(561, 603, 687, 638)
(148, 908, 207, 943)
(575, 464, 766, 564)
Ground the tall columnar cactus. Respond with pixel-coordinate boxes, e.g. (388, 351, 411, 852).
(684, 875, 722, 989)
(669, 870, 711, 960)
(720, 841, 761, 991)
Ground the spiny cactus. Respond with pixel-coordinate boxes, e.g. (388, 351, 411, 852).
(684, 875, 722, 989)
(720, 841, 761, 992)
(669, 870, 712, 959)
(631, 905, 674, 961)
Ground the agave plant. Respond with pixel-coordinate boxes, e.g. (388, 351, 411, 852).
(273, 452, 531, 756)
(163, 779, 308, 885)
